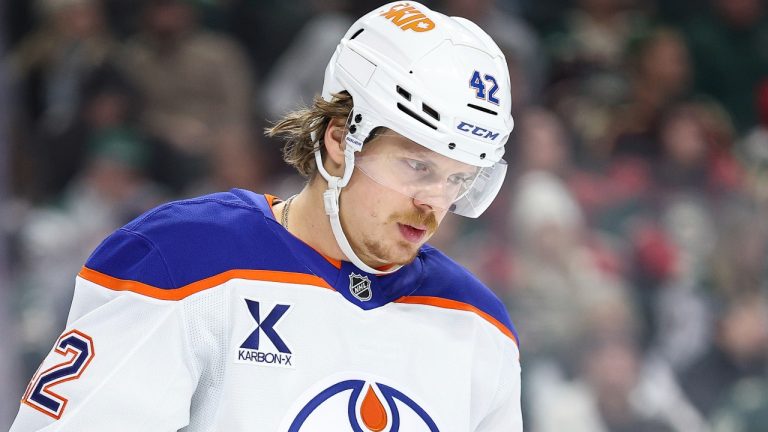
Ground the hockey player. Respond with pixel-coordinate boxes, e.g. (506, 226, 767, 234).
(11, 2, 521, 430)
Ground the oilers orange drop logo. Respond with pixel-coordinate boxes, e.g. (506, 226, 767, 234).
(284, 378, 439, 431)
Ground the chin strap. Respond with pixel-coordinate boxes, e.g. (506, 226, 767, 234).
(315, 134, 401, 275)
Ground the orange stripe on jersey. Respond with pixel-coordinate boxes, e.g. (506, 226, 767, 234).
(264, 194, 279, 218)
(395, 296, 518, 346)
(78, 266, 333, 301)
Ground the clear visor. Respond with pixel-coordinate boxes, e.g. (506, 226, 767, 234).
(353, 131, 507, 218)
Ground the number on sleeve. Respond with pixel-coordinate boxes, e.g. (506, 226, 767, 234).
(22, 329, 95, 420)
(469, 70, 486, 99)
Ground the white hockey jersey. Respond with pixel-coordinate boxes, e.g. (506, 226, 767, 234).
(11, 190, 522, 431)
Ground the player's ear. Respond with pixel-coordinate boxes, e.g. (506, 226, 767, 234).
(322, 118, 347, 176)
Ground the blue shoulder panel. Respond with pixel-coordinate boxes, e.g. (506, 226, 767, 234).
(414, 245, 519, 343)
(85, 189, 338, 289)
(86, 228, 176, 288)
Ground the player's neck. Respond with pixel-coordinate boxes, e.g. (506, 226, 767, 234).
(279, 181, 347, 263)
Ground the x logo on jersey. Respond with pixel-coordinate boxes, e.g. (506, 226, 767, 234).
(240, 300, 292, 354)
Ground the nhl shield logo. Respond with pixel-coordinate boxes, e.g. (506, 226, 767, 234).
(348, 273, 372, 301)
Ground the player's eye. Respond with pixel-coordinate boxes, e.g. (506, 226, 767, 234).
(404, 158, 430, 173)
(447, 173, 474, 187)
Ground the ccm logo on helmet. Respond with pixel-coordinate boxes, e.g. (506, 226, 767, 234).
(457, 121, 500, 141)
(380, 2, 435, 32)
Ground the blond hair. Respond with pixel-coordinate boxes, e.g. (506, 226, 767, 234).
(266, 92, 353, 178)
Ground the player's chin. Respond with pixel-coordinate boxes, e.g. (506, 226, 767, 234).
(389, 242, 422, 266)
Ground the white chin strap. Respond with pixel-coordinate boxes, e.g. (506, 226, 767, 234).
(314, 140, 402, 275)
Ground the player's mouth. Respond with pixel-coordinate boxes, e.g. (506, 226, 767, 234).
(398, 223, 427, 243)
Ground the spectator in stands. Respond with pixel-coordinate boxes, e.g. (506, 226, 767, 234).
(711, 376, 768, 432)
(12, 0, 114, 134)
(608, 27, 692, 162)
(119, 0, 256, 190)
(739, 79, 768, 207)
(514, 107, 572, 176)
(39, 65, 138, 199)
(527, 297, 700, 432)
(550, 0, 647, 72)
(683, 0, 768, 133)
(507, 170, 629, 366)
(655, 102, 741, 194)
(679, 293, 768, 418)
(10, 0, 116, 200)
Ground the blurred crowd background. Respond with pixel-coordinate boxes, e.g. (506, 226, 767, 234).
(1, 0, 768, 430)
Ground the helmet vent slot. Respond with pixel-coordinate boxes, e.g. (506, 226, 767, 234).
(422, 103, 440, 121)
(350, 28, 365, 40)
(396, 86, 412, 101)
(467, 103, 498, 116)
(397, 103, 437, 130)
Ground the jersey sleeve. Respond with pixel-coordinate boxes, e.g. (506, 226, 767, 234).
(475, 343, 523, 431)
(416, 246, 523, 431)
(10, 229, 200, 432)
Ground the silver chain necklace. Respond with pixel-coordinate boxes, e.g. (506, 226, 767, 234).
(281, 195, 296, 229)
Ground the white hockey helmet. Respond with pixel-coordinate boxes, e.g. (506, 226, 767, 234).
(315, 1, 514, 273)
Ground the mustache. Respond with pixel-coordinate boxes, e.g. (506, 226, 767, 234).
(389, 211, 439, 233)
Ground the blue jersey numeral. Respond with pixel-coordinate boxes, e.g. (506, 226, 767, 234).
(22, 329, 95, 419)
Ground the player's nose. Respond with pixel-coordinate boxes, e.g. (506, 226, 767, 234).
(412, 196, 435, 213)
